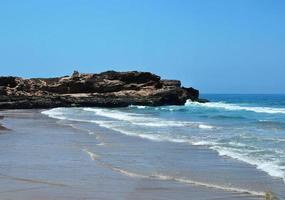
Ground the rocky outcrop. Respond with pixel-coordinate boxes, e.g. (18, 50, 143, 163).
(0, 71, 207, 109)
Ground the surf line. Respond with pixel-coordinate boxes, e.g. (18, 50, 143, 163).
(82, 149, 265, 197)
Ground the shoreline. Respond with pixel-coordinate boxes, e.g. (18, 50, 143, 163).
(0, 109, 283, 199)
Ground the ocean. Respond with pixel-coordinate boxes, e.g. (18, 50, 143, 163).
(40, 94, 285, 198)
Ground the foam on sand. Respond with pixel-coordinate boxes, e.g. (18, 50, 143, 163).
(111, 167, 265, 196)
(82, 149, 100, 160)
(82, 149, 265, 197)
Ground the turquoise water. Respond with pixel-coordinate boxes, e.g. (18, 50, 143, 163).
(42, 94, 285, 185)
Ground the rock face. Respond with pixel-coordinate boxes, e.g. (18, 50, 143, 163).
(0, 71, 206, 109)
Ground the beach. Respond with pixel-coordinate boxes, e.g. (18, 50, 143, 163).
(1, 0, 284, 198)
(0, 106, 284, 199)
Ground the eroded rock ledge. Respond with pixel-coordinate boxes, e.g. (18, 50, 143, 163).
(0, 71, 207, 109)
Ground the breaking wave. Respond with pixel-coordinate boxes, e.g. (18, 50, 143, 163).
(185, 100, 285, 114)
(83, 108, 215, 129)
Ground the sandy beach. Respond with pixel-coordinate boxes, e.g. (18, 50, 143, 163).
(1, 0, 284, 199)
(0, 109, 284, 199)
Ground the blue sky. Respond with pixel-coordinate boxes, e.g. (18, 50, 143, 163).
(0, 0, 284, 93)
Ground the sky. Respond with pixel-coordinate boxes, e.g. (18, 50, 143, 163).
(0, 0, 284, 94)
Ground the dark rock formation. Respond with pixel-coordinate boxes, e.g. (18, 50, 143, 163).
(0, 71, 206, 109)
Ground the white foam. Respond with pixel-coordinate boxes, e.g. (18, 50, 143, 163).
(93, 120, 217, 148)
(109, 168, 264, 196)
(109, 127, 180, 142)
(84, 108, 146, 121)
(153, 174, 264, 196)
(82, 149, 99, 160)
(198, 124, 214, 129)
(92, 120, 190, 143)
(239, 134, 285, 142)
(42, 108, 216, 146)
(83, 108, 214, 129)
(191, 138, 285, 183)
(211, 146, 285, 182)
(155, 106, 181, 112)
(96, 142, 105, 146)
(42, 108, 91, 123)
(42, 108, 68, 120)
(192, 141, 218, 146)
(186, 100, 285, 114)
(129, 105, 147, 109)
(42, 108, 215, 130)
(111, 167, 149, 179)
(133, 121, 180, 127)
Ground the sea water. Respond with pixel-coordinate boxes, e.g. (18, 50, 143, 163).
(42, 94, 285, 196)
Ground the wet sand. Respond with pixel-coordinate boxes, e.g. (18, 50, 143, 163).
(0, 124, 8, 131)
(0, 110, 283, 199)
